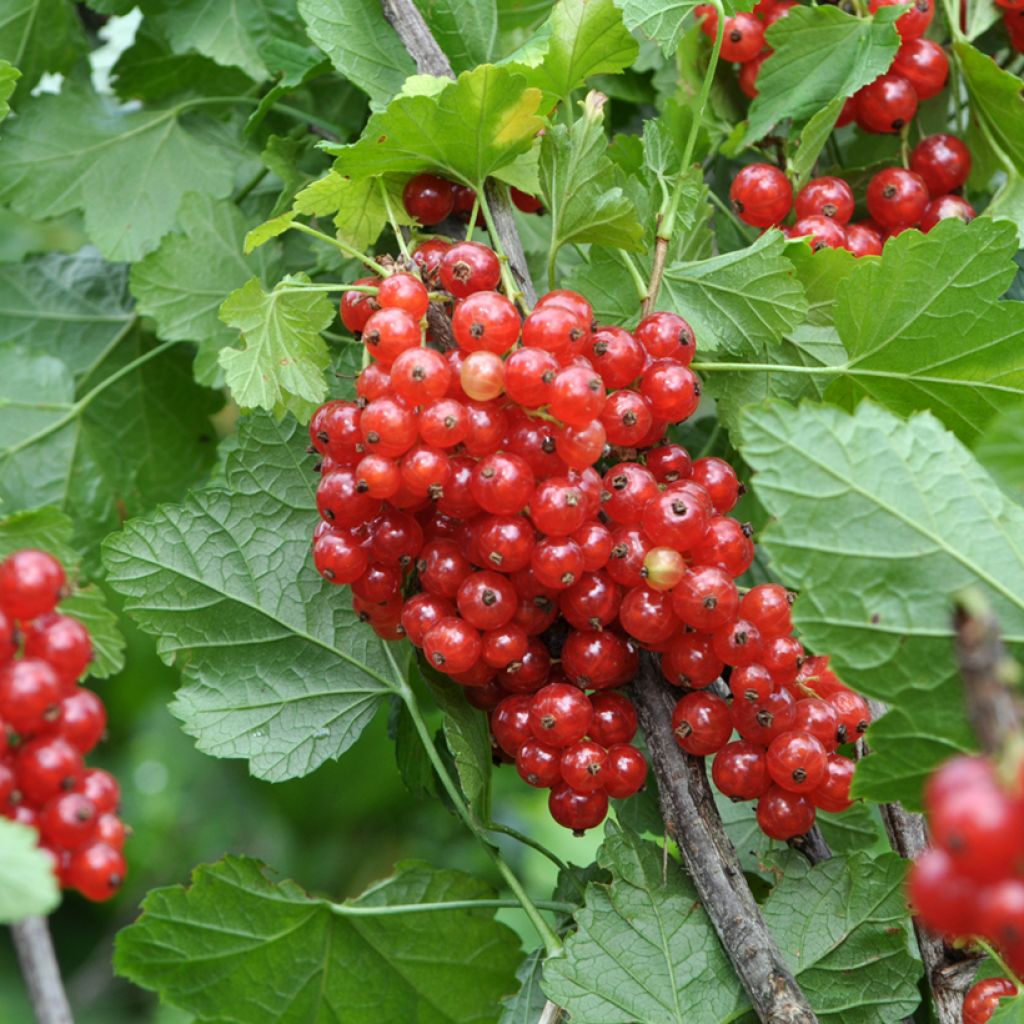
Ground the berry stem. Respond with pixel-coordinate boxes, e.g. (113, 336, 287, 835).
(465, 193, 480, 244)
(974, 939, 1024, 987)
(289, 222, 390, 276)
(383, 645, 564, 959)
(477, 185, 528, 310)
(377, 177, 412, 262)
(11, 917, 73, 1024)
(484, 821, 569, 871)
(327, 897, 576, 916)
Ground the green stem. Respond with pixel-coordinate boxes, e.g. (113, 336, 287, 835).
(465, 193, 480, 244)
(277, 283, 374, 294)
(382, 647, 564, 959)
(477, 185, 525, 308)
(290, 222, 389, 276)
(707, 189, 754, 240)
(378, 178, 412, 262)
(270, 103, 347, 140)
(677, 0, 725, 180)
(974, 939, 1024, 987)
(234, 166, 270, 204)
(3, 340, 181, 461)
(691, 360, 837, 375)
(329, 897, 575, 917)
(696, 421, 722, 460)
(485, 822, 568, 872)
(621, 252, 650, 301)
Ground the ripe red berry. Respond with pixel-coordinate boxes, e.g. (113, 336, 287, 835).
(641, 487, 710, 552)
(530, 478, 587, 536)
(813, 754, 856, 812)
(559, 740, 608, 793)
(440, 242, 501, 298)
(24, 614, 92, 689)
(793, 215, 848, 251)
(732, 687, 796, 745)
(587, 692, 638, 747)
(604, 744, 647, 798)
(828, 688, 871, 742)
(58, 689, 107, 754)
(77, 768, 119, 814)
(729, 163, 793, 228)
(766, 730, 828, 792)
(963, 978, 1018, 1024)
(556, 420, 607, 470)
(548, 783, 608, 833)
(377, 273, 429, 320)
(510, 188, 543, 214)
(522, 304, 589, 354)
(94, 812, 126, 851)
(391, 347, 451, 405)
(738, 50, 770, 99)
(791, 698, 838, 751)
(491, 694, 534, 756)
(910, 134, 972, 195)
(639, 360, 701, 421)
(39, 792, 97, 850)
(739, 584, 793, 638)
(505, 348, 558, 408)
(908, 846, 978, 936)
(586, 326, 646, 388)
(717, 12, 766, 62)
(360, 396, 419, 459)
(930, 781, 1021, 882)
(619, 584, 681, 645)
(854, 74, 918, 134)
(634, 312, 696, 364)
(795, 177, 855, 224)
(646, 443, 692, 484)
(550, 366, 606, 429)
(472, 453, 535, 516)
(866, 167, 929, 229)
(844, 222, 884, 258)
(515, 739, 562, 787)
(712, 741, 771, 800)
(692, 517, 755, 577)
(713, 618, 764, 667)
(531, 537, 585, 590)
(603, 463, 660, 525)
(536, 289, 594, 326)
(481, 623, 529, 670)
(869, 0, 934, 39)
(66, 842, 126, 901)
(671, 566, 739, 631)
(762, 635, 804, 684)
(362, 307, 421, 368)
(339, 278, 381, 334)
(403, 173, 456, 225)
(0, 658, 62, 735)
(892, 39, 949, 100)
(662, 632, 725, 689)
(453, 291, 520, 354)
(729, 663, 775, 704)
(756, 786, 815, 839)
(920, 194, 976, 232)
(17, 736, 84, 804)
(671, 692, 732, 756)
(0, 550, 65, 621)
(978, 879, 1024, 955)
(457, 571, 517, 631)
(422, 617, 482, 675)
(401, 593, 457, 647)
(529, 683, 593, 747)
(600, 390, 653, 447)
(411, 239, 450, 285)
(690, 458, 740, 514)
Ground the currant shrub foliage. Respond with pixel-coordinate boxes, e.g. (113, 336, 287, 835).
(0, 0, 1022, 1021)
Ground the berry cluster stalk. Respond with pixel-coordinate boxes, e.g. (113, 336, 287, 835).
(10, 917, 73, 1024)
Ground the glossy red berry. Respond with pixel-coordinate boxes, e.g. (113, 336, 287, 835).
(662, 632, 725, 689)
(671, 566, 739, 631)
(866, 167, 929, 229)
(411, 240, 450, 285)
(505, 348, 558, 408)
(561, 630, 634, 689)
(729, 663, 775, 704)
(587, 692, 637, 746)
(340, 278, 381, 334)
(756, 786, 815, 839)
(634, 312, 696, 364)
(854, 73, 918, 134)
(963, 978, 1018, 1024)
(813, 754, 856, 812)
(440, 242, 501, 298)
(556, 420, 607, 470)
(522, 304, 589, 355)
(0, 658, 62, 735)
(690, 458, 740, 514)
(641, 487, 709, 553)
(910, 134, 972, 195)
(639, 360, 701, 421)
(491, 694, 534, 757)
(457, 572, 517, 631)
(472, 453, 535, 516)
(892, 39, 949, 100)
(795, 176, 855, 224)
(515, 739, 561, 787)
(729, 163, 793, 228)
(712, 741, 771, 800)
(828, 688, 872, 742)
(586, 326, 646, 388)
(0, 550, 65, 621)
(17, 737, 84, 804)
(403, 173, 456, 225)
(732, 687, 797, 745)
(419, 399, 470, 449)
(530, 478, 587, 536)
(481, 623, 529, 670)
(844, 222, 884, 258)
(25, 614, 92, 688)
(738, 50, 770, 99)
(766, 730, 828, 792)
(39, 792, 97, 850)
(377, 273, 429, 320)
(478, 516, 535, 573)
(391, 347, 451, 404)
(930, 780, 1021, 882)
(692, 517, 755, 577)
(510, 188, 543, 214)
(423, 617, 482, 674)
(793, 215, 848, 251)
(531, 537, 585, 590)
(739, 584, 792, 638)
(550, 367, 606, 429)
(603, 463, 660, 525)
(94, 813, 126, 851)
(646, 443, 692, 484)
(713, 618, 764, 667)
(920, 194, 976, 232)
(362, 307, 421, 367)
(58, 689, 106, 754)
(559, 740, 608, 793)
(869, 0, 934, 39)
(671, 692, 732, 756)
(66, 842, 126, 901)
(604, 745, 647, 798)
(453, 291, 520, 354)
(529, 683, 593, 747)
(360, 396, 419, 459)
(619, 584, 681, 645)
(548, 784, 608, 833)
(77, 768, 119, 814)
(717, 12, 766, 62)
(401, 593, 456, 647)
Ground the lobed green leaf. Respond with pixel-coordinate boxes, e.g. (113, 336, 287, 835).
(0, 819, 60, 923)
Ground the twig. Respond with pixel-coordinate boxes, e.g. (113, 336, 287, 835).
(954, 593, 1021, 754)
(863, 699, 979, 1024)
(631, 655, 819, 1024)
(378, 0, 537, 307)
(11, 918, 74, 1024)
(640, 234, 669, 318)
(788, 826, 832, 865)
(538, 1000, 563, 1024)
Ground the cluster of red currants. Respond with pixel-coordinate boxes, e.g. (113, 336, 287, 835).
(699, 0, 947, 110)
(1005, 6, 1024, 49)
(401, 172, 542, 227)
(0, 550, 126, 902)
(909, 755, 1024, 989)
(308, 226, 871, 836)
(729, 132, 973, 253)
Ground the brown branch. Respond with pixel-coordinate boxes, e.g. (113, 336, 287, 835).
(641, 234, 669, 317)
(378, 0, 537, 308)
(788, 826, 832, 866)
(632, 655, 819, 1024)
(11, 917, 74, 1024)
(954, 593, 1021, 754)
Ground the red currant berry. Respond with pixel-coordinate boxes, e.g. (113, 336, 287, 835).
(412, 240, 450, 285)
(548, 783, 608, 833)
(515, 738, 562, 787)
(795, 176, 855, 224)
(717, 12, 766, 61)
(600, 390, 653, 448)
(963, 978, 1018, 1024)
(377, 273, 429, 319)
(729, 663, 775, 704)
(531, 537, 585, 590)
(472, 453, 535, 516)
(423, 617, 482, 674)
(712, 618, 764, 667)
(738, 49, 770, 99)
(390, 346, 451, 404)
(812, 754, 855, 812)
(497, 637, 552, 693)
(561, 630, 634, 689)
(417, 540, 473, 598)
(529, 683, 592, 747)
(491, 694, 534, 757)
(356, 362, 391, 402)
(550, 366, 606, 429)
(419, 399, 470, 449)
(556, 420, 607, 471)
(739, 584, 793, 638)
(978, 879, 1024, 955)
(855, 73, 918, 134)
(453, 291, 520, 354)
(828, 688, 872, 742)
(0, 550, 65, 621)
(401, 593, 456, 647)
(362, 307, 421, 368)
(634, 312, 696, 364)
(869, 0, 933, 39)
(646, 443, 692, 484)
(94, 812, 126, 851)
(793, 215, 848, 251)
(585, 325, 645, 389)
(403, 173, 456, 225)
(604, 744, 647, 798)
(66, 842, 126, 901)
(0, 658, 62, 735)
(17, 736, 84, 804)
(732, 687, 797, 745)
(606, 526, 649, 588)
(505, 347, 558, 408)
(58, 689, 106, 754)
(457, 572, 517, 631)
(669, 568, 737, 633)
(559, 739, 607, 793)
(535, 289, 593, 325)
(892, 39, 948, 100)
(756, 786, 815, 839)
(639, 360, 701, 422)
(909, 134, 972, 195)
(440, 242, 501, 298)
(690, 458, 741, 514)
(692, 517, 755, 577)
(339, 278, 381, 334)
(844, 222, 884, 257)
(530, 478, 587, 536)
(481, 623, 529, 670)
(930, 781, 1021, 882)
(360, 396, 419, 458)
(920, 194, 975, 231)
(766, 730, 828, 792)
(672, 692, 732, 756)
(602, 463, 660, 525)
(77, 768, 119, 814)
(587, 692, 637, 747)
(641, 547, 686, 591)
(907, 846, 978, 937)
(619, 585, 680, 645)
(40, 792, 97, 850)
(641, 487, 710, 552)
(522, 304, 589, 355)
(729, 163, 793, 228)
(510, 188, 543, 213)
(24, 614, 92, 688)
(712, 740, 771, 800)
(560, 573, 621, 631)
(662, 632, 725, 689)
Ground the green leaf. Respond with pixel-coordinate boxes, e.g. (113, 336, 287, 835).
(528, 0, 639, 102)
(115, 855, 523, 1023)
(102, 414, 396, 781)
(956, 41, 1024, 175)
(298, 0, 416, 108)
(243, 211, 296, 254)
(131, 194, 283, 370)
(0, 249, 135, 379)
(324, 64, 544, 188)
(0, 59, 18, 121)
(0, 0, 86, 101)
(218, 275, 335, 420)
(543, 825, 919, 1023)
(415, 0, 500, 71)
(147, 0, 308, 81)
(746, 6, 900, 145)
(975, 404, 1024, 500)
(617, 0, 753, 55)
(0, 507, 125, 678)
(826, 218, 1024, 444)
(501, 949, 548, 1024)
(991, 993, 1024, 1023)
(539, 94, 645, 262)
(659, 231, 808, 356)
(739, 400, 1024, 805)
(790, 96, 845, 189)
(761, 851, 919, 1022)
(566, 246, 645, 324)
(0, 85, 237, 261)
(421, 667, 492, 817)
(0, 819, 60, 923)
